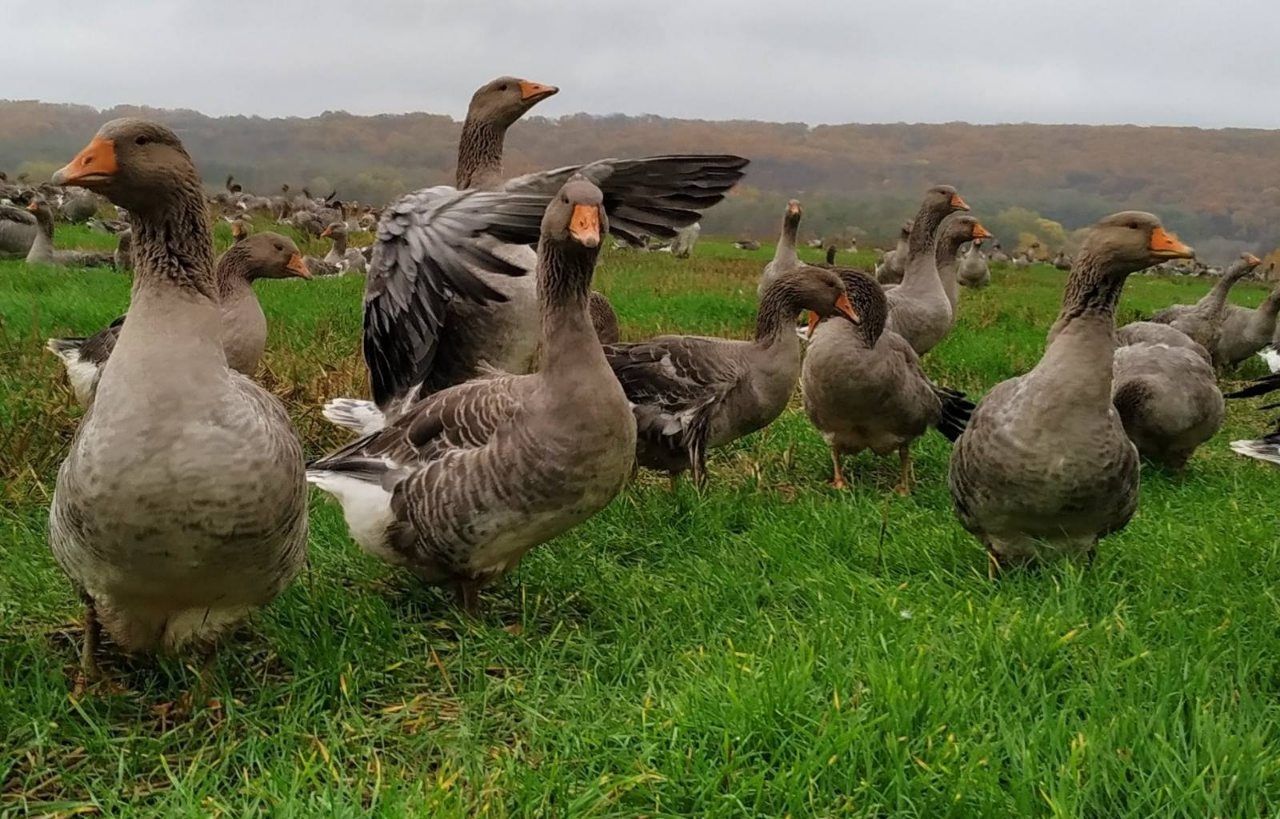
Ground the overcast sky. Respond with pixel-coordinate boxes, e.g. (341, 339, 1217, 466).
(4, 0, 1277, 128)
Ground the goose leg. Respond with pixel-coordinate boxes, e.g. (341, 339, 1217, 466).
(76, 598, 102, 694)
(455, 582, 482, 618)
(985, 543, 1002, 581)
(830, 446, 847, 489)
(894, 445, 913, 496)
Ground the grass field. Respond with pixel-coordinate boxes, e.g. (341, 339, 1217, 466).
(3, 232, 1280, 816)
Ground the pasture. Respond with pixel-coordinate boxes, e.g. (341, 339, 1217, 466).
(2, 232, 1280, 816)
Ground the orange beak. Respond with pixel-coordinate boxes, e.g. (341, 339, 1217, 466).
(972, 222, 993, 240)
(519, 80, 559, 102)
(286, 253, 312, 279)
(569, 204, 600, 247)
(52, 136, 118, 188)
(787, 199, 801, 216)
(807, 311, 821, 339)
(26, 200, 38, 212)
(950, 192, 970, 211)
(835, 292, 860, 324)
(1149, 226, 1194, 259)
(320, 225, 333, 238)
(1244, 252, 1262, 265)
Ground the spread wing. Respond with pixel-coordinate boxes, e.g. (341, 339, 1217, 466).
(364, 155, 749, 411)
(363, 187, 547, 410)
(503, 154, 748, 245)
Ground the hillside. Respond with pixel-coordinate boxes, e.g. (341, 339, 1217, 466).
(3, 99, 1279, 257)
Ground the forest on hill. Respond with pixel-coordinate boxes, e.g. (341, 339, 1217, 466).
(3, 99, 1279, 260)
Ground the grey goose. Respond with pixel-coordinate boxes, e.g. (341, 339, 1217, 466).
(308, 178, 634, 616)
(949, 212, 1194, 573)
(47, 119, 308, 677)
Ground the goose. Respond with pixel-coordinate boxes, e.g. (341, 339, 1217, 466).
(825, 245, 837, 266)
(1111, 323, 1222, 469)
(956, 239, 991, 289)
(230, 217, 253, 243)
(59, 190, 100, 223)
(0, 200, 37, 258)
(24, 197, 115, 268)
(801, 267, 973, 493)
(734, 239, 761, 251)
(46, 119, 308, 676)
(1052, 251, 1072, 271)
(885, 197, 986, 355)
(320, 221, 367, 274)
(874, 220, 912, 285)
(757, 199, 803, 298)
(1148, 252, 1261, 360)
(308, 178, 634, 616)
(604, 266, 857, 486)
(1215, 282, 1280, 368)
(48, 231, 311, 405)
(589, 290, 620, 344)
(949, 212, 1194, 573)
(324, 77, 747, 431)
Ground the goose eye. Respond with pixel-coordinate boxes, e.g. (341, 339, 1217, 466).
(499, 84, 509, 91)
(135, 135, 150, 146)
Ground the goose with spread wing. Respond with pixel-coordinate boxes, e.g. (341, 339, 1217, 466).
(322, 78, 747, 434)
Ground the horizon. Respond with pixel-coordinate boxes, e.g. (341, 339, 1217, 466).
(6, 98, 1278, 134)
(4, 0, 1278, 130)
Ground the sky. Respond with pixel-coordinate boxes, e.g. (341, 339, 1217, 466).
(4, 0, 1277, 128)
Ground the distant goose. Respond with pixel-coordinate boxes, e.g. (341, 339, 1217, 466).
(734, 239, 761, 251)
(320, 221, 367, 274)
(874, 220, 912, 285)
(48, 232, 311, 405)
(758, 199, 803, 298)
(24, 197, 115, 268)
(956, 239, 991, 289)
(0, 200, 37, 257)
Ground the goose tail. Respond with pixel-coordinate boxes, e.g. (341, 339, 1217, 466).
(322, 397, 386, 435)
(933, 386, 975, 442)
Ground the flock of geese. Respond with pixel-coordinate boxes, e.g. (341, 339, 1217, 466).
(13, 76, 1280, 691)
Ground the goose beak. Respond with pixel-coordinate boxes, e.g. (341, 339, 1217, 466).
(1245, 252, 1262, 266)
(972, 222, 993, 240)
(286, 253, 312, 279)
(320, 226, 333, 238)
(53, 136, 118, 188)
(807, 311, 820, 339)
(950, 193, 970, 211)
(519, 80, 559, 103)
(835, 292, 860, 324)
(1149, 227, 1194, 259)
(786, 200, 801, 216)
(26, 200, 37, 212)
(569, 204, 600, 247)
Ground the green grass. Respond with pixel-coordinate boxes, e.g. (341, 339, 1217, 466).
(3, 239, 1280, 816)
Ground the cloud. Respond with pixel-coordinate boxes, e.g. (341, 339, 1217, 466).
(4, 0, 1277, 128)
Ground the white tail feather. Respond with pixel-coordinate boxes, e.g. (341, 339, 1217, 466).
(322, 397, 386, 435)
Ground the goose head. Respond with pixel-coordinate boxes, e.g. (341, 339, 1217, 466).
(936, 214, 994, 258)
(1222, 251, 1263, 281)
(468, 76, 559, 129)
(1079, 212, 1194, 275)
(776, 266, 858, 324)
(809, 269, 886, 344)
(240, 232, 310, 281)
(52, 118, 197, 214)
(320, 221, 347, 241)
